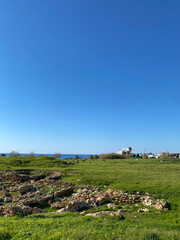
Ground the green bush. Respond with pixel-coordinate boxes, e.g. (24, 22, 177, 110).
(99, 153, 125, 159)
(9, 159, 23, 166)
(0, 229, 12, 239)
(142, 232, 161, 240)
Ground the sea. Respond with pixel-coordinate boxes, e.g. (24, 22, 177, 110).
(1, 153, 91, 159)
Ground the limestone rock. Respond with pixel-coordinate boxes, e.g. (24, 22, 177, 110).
(4, 197, 12, 203)
(54, 187, 73, 198)
(107, 203, 115, 209)
(137, 208, 150, 213)
(86, 211, 124, 218)
(32, 207, 46, 214)
(19, 185, 34, 195)
(96, 194, 111, 206)
(154, 199, 169, 210)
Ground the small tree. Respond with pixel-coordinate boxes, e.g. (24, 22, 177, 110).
(128, 147, 132, 153)
(52, 153, 61, 159)
(9, 151, 20, 156)
(75, 155, 79, 160)
(30, 151, 35, 157)
(94, 155, 99, 159)
(89, 155, 93, 159)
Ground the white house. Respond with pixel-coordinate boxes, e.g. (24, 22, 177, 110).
(117, 148, 131, 155)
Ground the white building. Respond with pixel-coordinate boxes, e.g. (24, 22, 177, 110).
(117, 148, 131, 155)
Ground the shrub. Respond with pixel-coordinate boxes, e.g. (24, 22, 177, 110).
(142, 232, 161, 240)
(9, 151, 20, 157)
(10, 159, 22, 166)
(75, 155, 79, 159)
(99, 153, 125, 159)
(0, 229, 12, 240)
(89, 155, 93, 159)
(0, 154, 6, 157)
(94, 155, 99, 159)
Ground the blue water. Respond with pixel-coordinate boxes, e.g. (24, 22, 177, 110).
(1, 153, 91, 159)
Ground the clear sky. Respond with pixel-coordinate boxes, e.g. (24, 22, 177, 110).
(0, 0, 180, 154)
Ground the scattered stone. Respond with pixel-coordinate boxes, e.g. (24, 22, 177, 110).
(137, 208, 150, 213)
(4, 197, 12, 203)
(141, 196, 154, 206)
(31, 175, 46, 181)
(106, 189, 140, 203)
(32, 207, 46, 214)
(49, 174, 62, 180)
(54, 187, 74, 198)
(118, 209, 128, 213)
(141, 196, 169, 210)
(0, 170, 170, 217)
(96, 194, 111, 205)
(86, 211, 124, 218)
(66, 173, 80, 176)
(154, 199, 169, 210)
(19, 185, 34, 195)
(107, 203, 115, 209)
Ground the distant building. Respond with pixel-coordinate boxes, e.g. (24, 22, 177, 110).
(117, 148, 131, 155)
(157, 152, 165, 158)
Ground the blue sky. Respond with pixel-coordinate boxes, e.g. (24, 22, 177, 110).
(0, 0, 180, 154)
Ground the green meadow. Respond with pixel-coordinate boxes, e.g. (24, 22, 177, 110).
(0, 156, 179, 240)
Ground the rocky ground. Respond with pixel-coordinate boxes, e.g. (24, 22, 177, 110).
(0, 170, 169, 218)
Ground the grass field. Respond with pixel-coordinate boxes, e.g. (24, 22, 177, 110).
(0, 156, 179, 240)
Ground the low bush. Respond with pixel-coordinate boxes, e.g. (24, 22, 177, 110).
(99, 153, 125, 159)
(142, 232, 161, 240)
(0, 229, 12, 239)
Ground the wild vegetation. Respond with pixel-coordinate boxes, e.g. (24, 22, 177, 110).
(0, 156, 179, 240)
(99, 153, 125, 159)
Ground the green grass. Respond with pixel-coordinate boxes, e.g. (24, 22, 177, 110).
(0, 156, 180, 239)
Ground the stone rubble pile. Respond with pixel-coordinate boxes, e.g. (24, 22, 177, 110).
(0, 170, 170, 217)
(106, 189, 141, 203)
(0, 204, 46, 217)
(141, 196, 169, 210)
